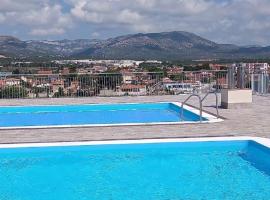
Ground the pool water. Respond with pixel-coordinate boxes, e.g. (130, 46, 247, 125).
(0, 103, 205, 128)
(0, 140, 270, 200)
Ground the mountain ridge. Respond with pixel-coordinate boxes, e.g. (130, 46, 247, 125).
(1, 31, 270, 60)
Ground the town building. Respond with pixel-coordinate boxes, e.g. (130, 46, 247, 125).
(37, 70, 53, 75)
(166, 66, 184, 76)
(117, 84, 147, 96)
(236, 63, 269, 74)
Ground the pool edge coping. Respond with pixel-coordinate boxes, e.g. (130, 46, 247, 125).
(0, 136, 269, 149)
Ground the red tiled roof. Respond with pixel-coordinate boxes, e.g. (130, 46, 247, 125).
(120, 84, 146, 89)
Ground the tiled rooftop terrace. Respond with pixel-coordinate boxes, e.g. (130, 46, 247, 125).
(0, 94, 269, 144)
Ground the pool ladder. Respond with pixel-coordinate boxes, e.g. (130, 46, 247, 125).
(181, 91, 220, 123)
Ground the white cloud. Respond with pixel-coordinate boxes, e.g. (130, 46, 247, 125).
(30, 28, 66, 36)
(0, 0, 40, 12)
(117, 9, 142, 24)
(70, 0, 270, 44)
(91, 32, 99, 37)
(1, 0, 270, 44)
(71, 1, 104, 23)
(0, 13, 5, 23)
(0, 0, 72, 37)
(69, 0, 155, 32)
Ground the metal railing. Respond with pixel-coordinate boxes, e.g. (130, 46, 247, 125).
(161, 70, 228, 95)
(251, 73, 270, 95)
(201, 91, 219, 119)
(0, 69, 268, 99)
(0, 71, 228, 99)
(180, 90, 220, 123)
(181, 94, 203, 122)
(226, 66, 270, 95)
(0, 72, 163, 99)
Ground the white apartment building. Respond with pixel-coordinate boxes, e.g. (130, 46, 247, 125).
(236, 63, 269, 74)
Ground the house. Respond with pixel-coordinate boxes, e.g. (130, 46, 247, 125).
(166, 66, 184, 76)
(5, 78, 21, 86)
(60, 67, 70, 75)
(122, 73, 136, 84)
(37, 70, 53, 75)
(184, 72, 201, 83)
(92, 66, 108, 73)
(70, 81, 80, 89)
(77, 68, 90, 74)
(66, 80, 80, 95)
(99, 89, 117, 96)
(0, 72, 12, 77)
(253, 63, 269, 74)
(209, 64, 227, 71)
(162, 77, 174, 84)
(51, 79, 65, 94)
(163, 82, 193, 94)
(117, 84, 147, 96)
(0, 80, 6, 88)
(77, 67, 96, 74)
(215, 77, 227, 89)
(236, 63, 269, 74)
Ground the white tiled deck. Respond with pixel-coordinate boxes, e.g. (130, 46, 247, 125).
(0, 95, 269, 144)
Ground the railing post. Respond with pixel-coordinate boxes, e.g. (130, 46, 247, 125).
(181, 102, 184, 121)
(267, 74, 270, 94)
(260, 73, 268, 94)
(237, 65, 246, 89)
(199, 97, 202, 122)
(215, 93, 219, 119)
(181, 94, 203, 123)
(251, 73, 254, 93)
(228, 65, 235, 89)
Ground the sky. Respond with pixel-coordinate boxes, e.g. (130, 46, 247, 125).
(0, 0, 270, 46)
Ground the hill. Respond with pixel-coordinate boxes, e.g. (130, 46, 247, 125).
(1, 31, 270, 60)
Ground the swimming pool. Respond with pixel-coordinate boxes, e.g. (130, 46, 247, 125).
(0, 102, 220, 129)
(0, 137, 270, 200)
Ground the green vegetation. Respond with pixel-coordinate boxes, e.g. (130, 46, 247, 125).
(53, 87, 65, 98)
(12, 69, 20, 74)
(32, 86, 50, 98)
(0, 86, 28, 98)
(169, 74, 188, 81)
(183, 63, 210, 71)
(139, 62, 165, 74)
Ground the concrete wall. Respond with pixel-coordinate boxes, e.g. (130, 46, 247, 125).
(221, 89, 252, 108)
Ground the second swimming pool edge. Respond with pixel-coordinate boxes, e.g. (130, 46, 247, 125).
(0, 136, 268, 149)
(0, 102, 223, 130)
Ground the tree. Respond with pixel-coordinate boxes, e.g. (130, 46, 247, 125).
(184, 64, 211, 71)
(69, 66, 77, 74)
(169, 73, 188, 81)
(0, 86, 28, 98)
(12, 69, 20, 74)
(53, 87, 65, 98)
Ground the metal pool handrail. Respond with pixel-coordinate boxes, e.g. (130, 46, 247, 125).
(201, 91, 219, 119)
(181, 94, 202, 122)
